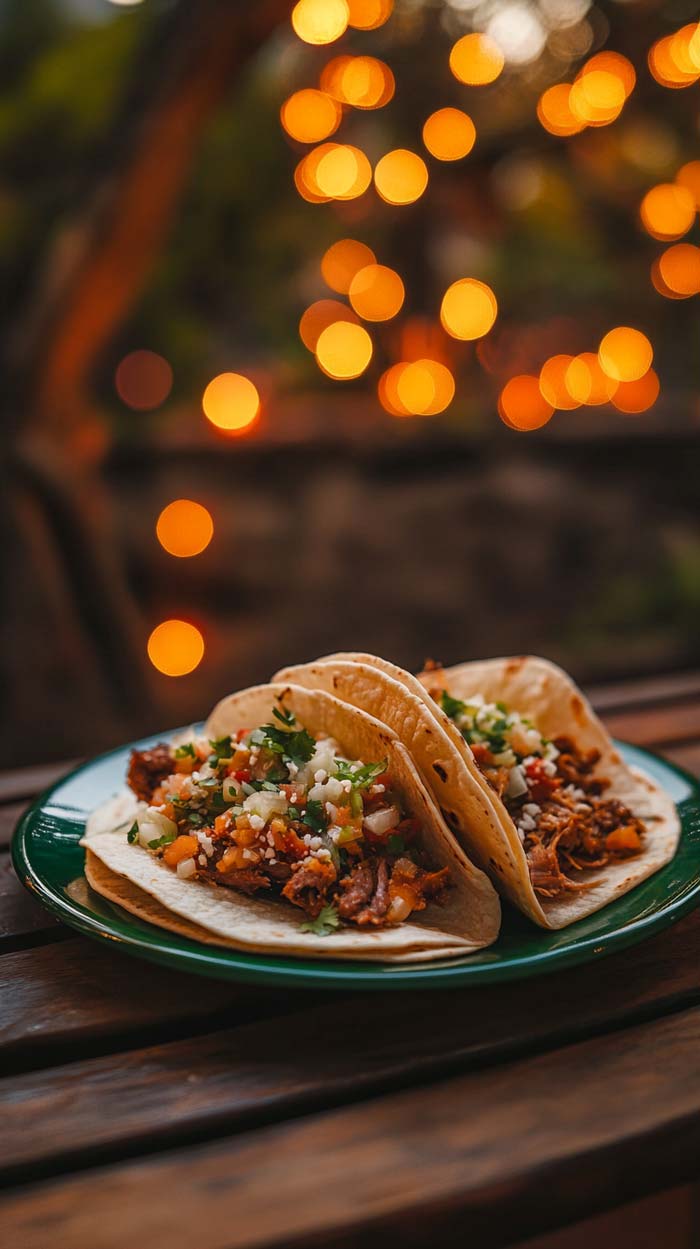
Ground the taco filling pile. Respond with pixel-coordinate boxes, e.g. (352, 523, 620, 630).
(125, 707, 450, 933)
(432, 689, 644, 899)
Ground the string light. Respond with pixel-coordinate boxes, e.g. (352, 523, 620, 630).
(538, 355, 582, 410)
(374, 149, 429, 205)
(202, 373, 260, 434)
(346, 0, 393, 29)
(537, 85, 585, 137)
(422, 109, 476, 161)
(565, 354, 617, 405)
(147, 620, 205, 677)
(640, 183, 696, 240)
(321, 56, 395, 108)
(348, 264, 405, 320)
(440, 279, 497, 340)
(612, 370, 660, 414)
(156, 501, 214, 559)
(656, 244, 700, 298)
(379, 360, 455, 416)
(315, 321, 373, 378)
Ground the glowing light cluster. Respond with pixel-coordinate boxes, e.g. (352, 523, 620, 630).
(537, 50, 635, 136)
(321, 55, 395, 108)
(648, 23, 700, 89)
(321, 239, 376, 293)
(296, 143, 372, 202)
(346, 0, 393, 30)
(521, 328, 659, 431)
(299, 299, 360, 350)
(379, 360, 455, 416)
(291, 0, 349, 46)
(147, 620, 205, 678)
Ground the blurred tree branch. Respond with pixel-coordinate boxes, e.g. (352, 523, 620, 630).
(7, 0, 289, 438)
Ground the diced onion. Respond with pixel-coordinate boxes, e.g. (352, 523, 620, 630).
(363, 806, 400, 836)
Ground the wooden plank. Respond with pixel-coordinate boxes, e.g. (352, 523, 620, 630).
(0, 800, 30, 849)
(0, 855, 64, 952)
(0, 939, 304, 1072)
(3, 1004, 700, 1249)
(589, 670, 700, 714)
(0, 761, 79, 805)
(3, 907, 700, 1185)
(599, 701, 700, 750)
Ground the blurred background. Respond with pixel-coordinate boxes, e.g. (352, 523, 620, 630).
(1, 0, 698, 765)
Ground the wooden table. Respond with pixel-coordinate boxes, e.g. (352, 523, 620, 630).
(2, 672, 700, 1249)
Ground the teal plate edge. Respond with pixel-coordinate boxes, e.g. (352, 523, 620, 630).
(11, 734, 700, 991)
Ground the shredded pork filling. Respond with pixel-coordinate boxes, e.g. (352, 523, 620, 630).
(124, 712, 449, 932)
(432, 684, 645, 900)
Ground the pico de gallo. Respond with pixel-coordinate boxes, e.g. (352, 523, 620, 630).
(433, 688, 645, 899)
(125, 707, 449, 933)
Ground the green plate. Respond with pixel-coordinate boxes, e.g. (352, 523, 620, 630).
(11, 735, 700, 990)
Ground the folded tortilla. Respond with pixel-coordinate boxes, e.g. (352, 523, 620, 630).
(275, 654, 680, 929)
(82, 682, 500, 962)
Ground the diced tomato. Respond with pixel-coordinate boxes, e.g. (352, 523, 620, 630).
(233, 769, 251, 783)
(235, 728, 249, 742)
(524, 758, 558, 801)
(163, 834, 199, 867)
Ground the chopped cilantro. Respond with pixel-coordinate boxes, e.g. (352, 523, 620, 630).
(174, 742, 196, 760)
(287, 805, 300, 821)
(301, 800, 327, 835)
(386, 833, 406, 856)
(257, 713, 316, 767)
(333, 759, 387, 790)
(147, 830, 177, 850)
(299, 904, 340, 937)
(127, 821, 139, 844)
(208, 735, 233, 764)
(186, 811, 204, 827)
(440, 691, 467, 720)
(272, 706, 296, 728)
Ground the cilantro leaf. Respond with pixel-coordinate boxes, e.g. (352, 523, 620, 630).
(257, 714, 316, 767)
(174, 742, 196, 760)
(147, 830, 177, 850)
(301, 800, 328, 835)
(299, 904, 340, 937)
(440, 691, 467, 720)
(272, 706, 296, 728)
(127, 821, 139, 844)
(333, 758, 387, 790)
(208, 735, 233, 764)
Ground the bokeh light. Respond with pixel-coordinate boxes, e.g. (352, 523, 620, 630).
(422, 108, 476, 161)
(156, 500, 214, 559)
(598, 327, 653, 383)
(374, 149, 429, 205)
(640, 183, 696, 240)
(440, 278, 497, 340)
(280, 90, 341, 143)
(315, 321, 373, 378)
(346, 0, 393, 28)
(321, 239, 376, 293)
(379, 360, 455, 416)
(565, 354, 618, 405)
(581, 51, 636, 98)
(314, 143, 372, 199)
(449, 34, 504, 86)
(656, 244, 700, 297)
(538, 354, 582, 410)
(498, 375, 554, 430)
(299, 299, 360, 351)
(676, 161, 700, 209)
(348, 263, 404, 320)
(648, 34, 699, 89)
(115, 350, 173, 411)
(321, 56, 395, 108)
(291, 0, 349, 45)
(537, 84, 585, 137)
(202, 373, 260, 434)
(147, 620, 205, 678)
(612, 369, 660, 414)
(569, 70, 625, 126)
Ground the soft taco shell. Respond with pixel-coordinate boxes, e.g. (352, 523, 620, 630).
(82, 683, 499, 962)
(277, 654, 680, 930)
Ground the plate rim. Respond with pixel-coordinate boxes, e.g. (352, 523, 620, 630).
(11, 736, 700, 990)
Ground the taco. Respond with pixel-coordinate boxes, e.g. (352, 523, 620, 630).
(275, 654, 680, 929)
(82, 683, 499, 961)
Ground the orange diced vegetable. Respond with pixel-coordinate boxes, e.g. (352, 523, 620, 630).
(163, 834, 200, 867)
(606, 825, 641, 853)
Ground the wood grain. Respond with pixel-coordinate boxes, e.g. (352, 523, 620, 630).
(3, 1005, 700, 1249)
(0, 800, 30, 849)
(0, 939, 304, 1071)
(2, 907, 700, 1183)
(0, 761, 79, 805)
(0, 855, 64, 952)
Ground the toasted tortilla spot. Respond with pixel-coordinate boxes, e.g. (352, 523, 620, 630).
(433, 762, 448, 782)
